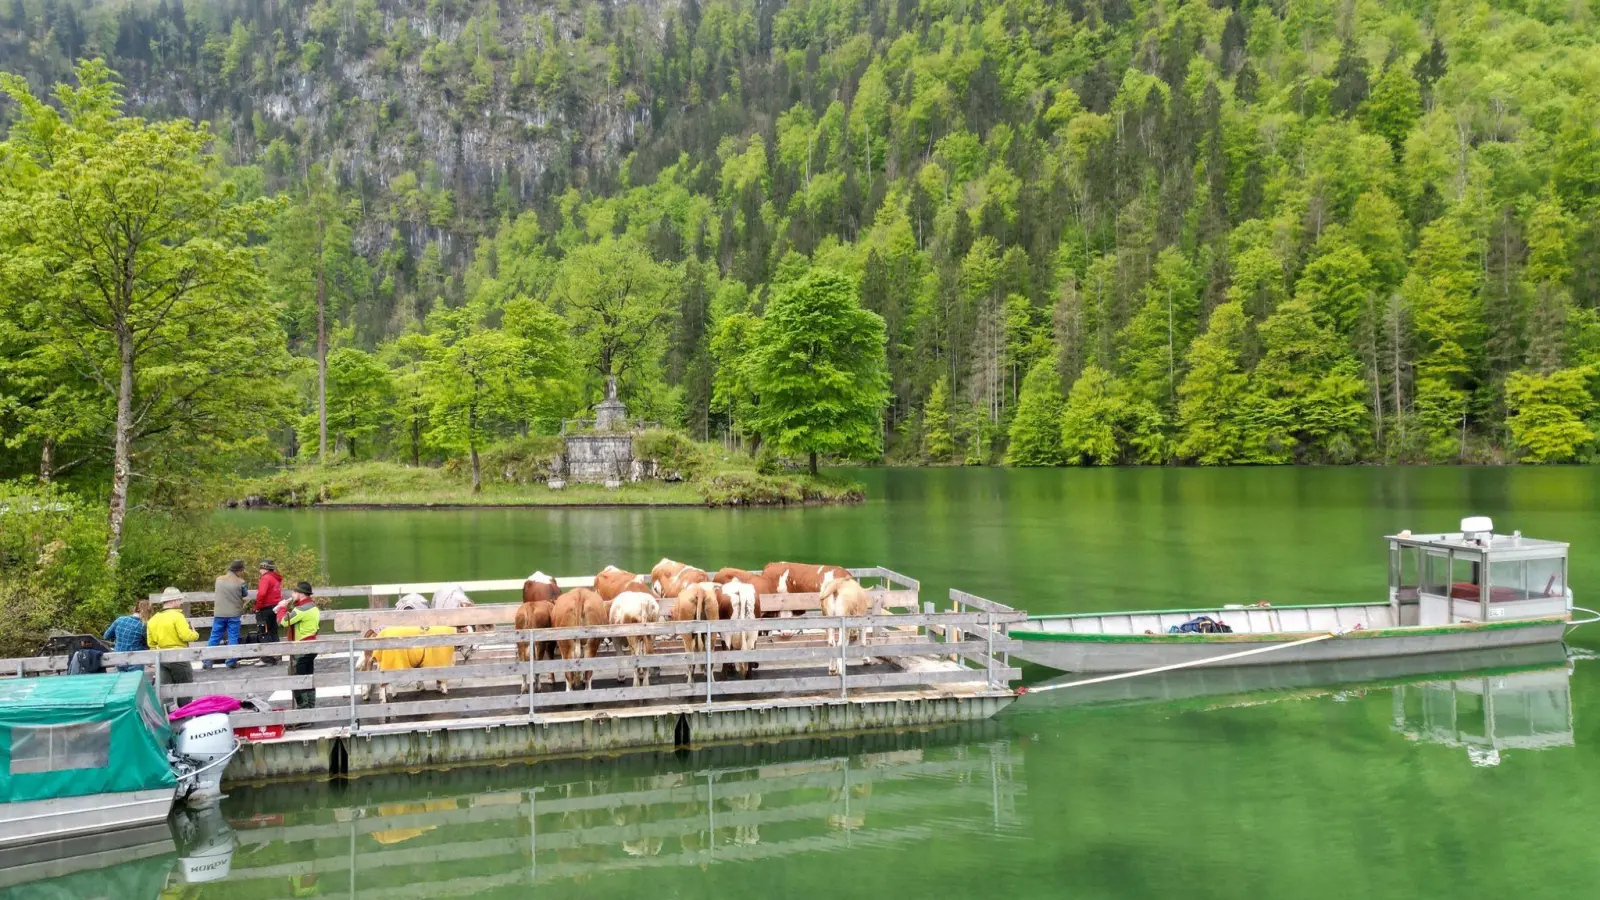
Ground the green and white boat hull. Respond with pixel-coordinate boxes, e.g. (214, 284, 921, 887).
(1010, 603, 1570, 674)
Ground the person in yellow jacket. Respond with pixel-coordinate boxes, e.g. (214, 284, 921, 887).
(147, 587, 199, 685)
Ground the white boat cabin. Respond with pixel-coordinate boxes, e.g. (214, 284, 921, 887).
(1389, 517, 1570, 628)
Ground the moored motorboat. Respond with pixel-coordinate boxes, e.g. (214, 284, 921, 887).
(0, 672, 239, 850)
(1010, 517, 1582, 674)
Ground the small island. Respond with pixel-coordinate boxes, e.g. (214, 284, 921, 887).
(235, 380, 863, 509)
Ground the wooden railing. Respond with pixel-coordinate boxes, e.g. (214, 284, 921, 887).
(3, 572, 1022, 732)
(159, 566, 921, 628)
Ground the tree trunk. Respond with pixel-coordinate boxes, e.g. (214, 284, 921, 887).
(809, 450, 818, 476)
(469, 401, 482, 494)
(39, 437, 54, 483)
(316, 213, 328, 465)
(1390, 299, 1405, 445)
(107, 332, 135, 567)
(411, 415, 421, 467)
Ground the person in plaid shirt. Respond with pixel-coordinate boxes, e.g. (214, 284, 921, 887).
(103, 600, 153, 672)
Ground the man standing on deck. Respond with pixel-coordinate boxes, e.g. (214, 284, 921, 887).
(207, 559, 248, 669)
(278, 582, 321, 711)
(254, 560, 283, 665)
(148, 588, 200, 685)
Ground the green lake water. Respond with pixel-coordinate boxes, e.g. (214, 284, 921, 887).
(13, 467, 1600, 898)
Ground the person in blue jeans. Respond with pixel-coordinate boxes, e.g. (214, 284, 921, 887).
(206, 559, 249, 669)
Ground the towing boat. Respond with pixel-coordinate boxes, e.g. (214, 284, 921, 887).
(1009, 517, 1586, 674)
(0, 672, 238, 849)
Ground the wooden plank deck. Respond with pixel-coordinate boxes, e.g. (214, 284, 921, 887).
(2, 574, 1024, 781)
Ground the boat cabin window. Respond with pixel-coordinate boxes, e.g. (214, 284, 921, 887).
(1394, 545, 1420, 596)
(1527, 558, 1565, 599)
(8, 721, 111, 775)
(1421, 551, 1452, 597)
(137, 686, 166, 734)
(1490, 560, 1529, 602)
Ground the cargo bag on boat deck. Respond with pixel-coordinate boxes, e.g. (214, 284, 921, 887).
(0, 671, 176, 804)
(1169, 616, 1233, 634)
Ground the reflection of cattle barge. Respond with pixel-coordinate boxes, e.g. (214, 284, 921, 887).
(2, 563, 1026, 783)
(215, 727, 1024, 890)
(1010, 518, 1587, 675)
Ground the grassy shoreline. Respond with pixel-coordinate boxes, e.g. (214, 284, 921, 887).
(230, 459, 864, 509)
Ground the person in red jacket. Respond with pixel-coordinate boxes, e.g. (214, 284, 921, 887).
(254, 559, 283, 664)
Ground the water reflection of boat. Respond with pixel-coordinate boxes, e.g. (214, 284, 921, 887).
(0, 823, 174, 894)
(1023, 643, 1572, 708)
(1393, 666, 1574, 766)
(0, 725, 1025, 895)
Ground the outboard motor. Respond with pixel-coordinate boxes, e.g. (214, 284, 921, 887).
(173, 713, 238, 801)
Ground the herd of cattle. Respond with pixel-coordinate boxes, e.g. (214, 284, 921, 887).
(514, 559, 879, 692)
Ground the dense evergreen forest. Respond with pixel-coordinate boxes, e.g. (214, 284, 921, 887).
(3, 0, 1600, 490)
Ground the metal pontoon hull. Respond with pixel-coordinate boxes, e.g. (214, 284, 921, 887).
(1010, 616, 1569, 674)
(1023, 642, 1572, 707)
(0, 788, 176, 850)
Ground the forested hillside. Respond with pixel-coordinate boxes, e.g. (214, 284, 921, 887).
(3, 0, 1600, 476)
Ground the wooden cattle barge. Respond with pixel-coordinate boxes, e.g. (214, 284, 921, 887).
(2, 568, 1024, 783)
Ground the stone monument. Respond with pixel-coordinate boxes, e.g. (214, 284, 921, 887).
(594, 376, 628, 431)
(559, 377, 636, 487)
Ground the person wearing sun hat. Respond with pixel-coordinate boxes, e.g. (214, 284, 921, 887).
(277, 581, 321, 710)
(147, 587, 200, 685)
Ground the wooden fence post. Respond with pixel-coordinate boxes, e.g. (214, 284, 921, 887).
(838, 618, 848, 699)
(347, 639, 358, 730)
(985, 612, 995, 688)
(704, 620, 713, 707)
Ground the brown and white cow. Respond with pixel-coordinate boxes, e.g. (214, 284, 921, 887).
(609, 587, 662, 687)
(652, 558, 709, 599)
(720, 578, 759, 679)
(760, 562, 852, 595)
(819, 578, 875, 676)
(673, 582, 722, 682)
(551, 588, 606, 691)
(593, 565, 650, 602)
(713, 567, 781, 616)
(515, 572, 559, 692)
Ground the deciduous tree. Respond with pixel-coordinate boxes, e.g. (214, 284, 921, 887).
(1005, 360, 1067, 466)
(1505, 366, 1596, 463)
(0, 62, 283, 563)
(748, 268, 889, 474)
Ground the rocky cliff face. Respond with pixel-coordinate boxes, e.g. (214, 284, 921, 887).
(2, 0, 672, 253)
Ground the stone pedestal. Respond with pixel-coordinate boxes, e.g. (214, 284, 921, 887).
(563, 377, 636, 486)
(562, 434, 634, 484)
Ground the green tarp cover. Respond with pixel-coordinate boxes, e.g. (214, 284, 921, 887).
(0, 672, 175, 804)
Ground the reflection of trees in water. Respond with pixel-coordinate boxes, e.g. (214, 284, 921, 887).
(207, 727, 1024, 891)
